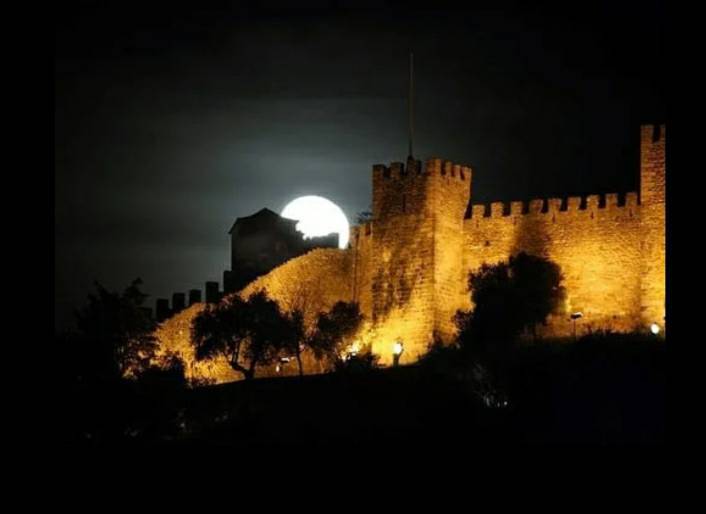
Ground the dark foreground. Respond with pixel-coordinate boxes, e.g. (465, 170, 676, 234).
(71, 336, 665, 446)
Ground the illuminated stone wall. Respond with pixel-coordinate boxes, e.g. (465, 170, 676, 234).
(362, 124, 665, 350)
(154, 124, 665, 382)
(239, 247, 353, 331)
(350, 223, 374, 319)
(365, 157, 472, 363)
(153, 303, 240, 384)
(430, 160, 474, 342)
(154, 248, 353, 383)
(461, 192, 644, 336)
(455, 124, 665, 337)
(639, 125, 666, 330)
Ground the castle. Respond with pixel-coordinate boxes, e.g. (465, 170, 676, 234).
(154, 207, 338, 322)
(155, 124, 665, 383)
(223, 207, 338, 293)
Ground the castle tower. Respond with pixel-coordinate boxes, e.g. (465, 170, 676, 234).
(640, 124, 666, 331)
(370, 156, 472, 362)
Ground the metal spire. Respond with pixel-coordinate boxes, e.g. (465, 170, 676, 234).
(408, 51, 414, 160)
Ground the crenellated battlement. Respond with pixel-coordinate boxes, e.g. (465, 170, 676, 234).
(373, 158, 471, 181)
(468, 191, 640, 220)
(640, 124, 665, 207)
(153, 124, 665, 383)
(372, 156, 472, 225)
(457, 122, 664, 340)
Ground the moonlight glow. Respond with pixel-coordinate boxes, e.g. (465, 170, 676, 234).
(281, 196, 350, 249)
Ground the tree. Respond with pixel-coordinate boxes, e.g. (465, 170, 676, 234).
(135, 352, 187, 392)
(457, 252, 566, 358)
(309, 301, 364, 368)
(275, 277, 326, 376)
(191, 290, 290, 381)
(284, 309, 306, 377)
(74, 278, 158, 380)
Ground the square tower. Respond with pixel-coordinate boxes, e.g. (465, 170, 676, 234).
(640, 124, 666, 331)
(369, 156, 472, 362)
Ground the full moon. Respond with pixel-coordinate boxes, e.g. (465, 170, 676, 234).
(281, 195, 350, 249)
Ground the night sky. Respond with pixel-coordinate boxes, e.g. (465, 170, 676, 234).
(55, 0, 666, 330)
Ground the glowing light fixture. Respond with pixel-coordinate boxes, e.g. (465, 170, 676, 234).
(650, 323, 661, 335)
(281, 195, 350, 249)
(570, 312, 583, 341)
(393, 342, 404, 355)
(347, 341, 360, 357)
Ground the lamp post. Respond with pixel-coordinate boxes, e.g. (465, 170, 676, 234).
(392, 340, 404, 367)
(570, 312, 583, 341)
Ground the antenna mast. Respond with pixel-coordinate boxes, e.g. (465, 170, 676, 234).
(408, 51, 414, 160)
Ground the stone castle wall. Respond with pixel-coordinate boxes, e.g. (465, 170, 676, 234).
(240, 248, 353, 331)
(155, 248, 355, 383)
(154, 124, 665, 382)
(366, 157, 472, 363)
(358, 124, 665, 358)
(460, 191, 644, 337)
(153, 303, 239, 384)
(350, 223, 374, 319)
(430, 160, 474, 343)
(639, 125, 666, 328)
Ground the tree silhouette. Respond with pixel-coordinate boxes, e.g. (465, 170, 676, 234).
(457, 252, 566, 358)
(284, 309, 306, 377)
(309, 301, 364, 368)
(135, 351, 187, 392)
(75, 278, 158, 379)
(274, 277, 327, 376)
(191, 290, 290, 380)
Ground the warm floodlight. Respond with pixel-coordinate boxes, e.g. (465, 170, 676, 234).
(344, 341, 360, 360)
(392, 340, 404, 367)
(650, 323, 660, 335)
(570, 312, 583, 341)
